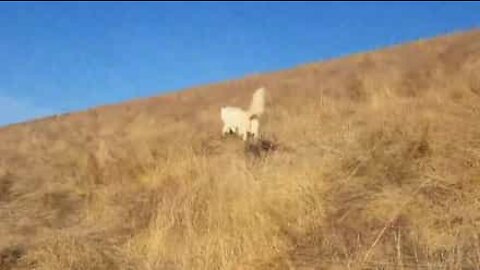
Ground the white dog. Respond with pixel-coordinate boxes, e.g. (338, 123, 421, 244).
(221, 87, 266, 141)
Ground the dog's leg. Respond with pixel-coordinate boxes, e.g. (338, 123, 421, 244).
(222, 125, 230, 136)
(242, 132, 248, 141)
(249, 118, 260, 142)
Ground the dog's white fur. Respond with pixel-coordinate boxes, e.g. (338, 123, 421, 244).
(221, 87, 266, 141)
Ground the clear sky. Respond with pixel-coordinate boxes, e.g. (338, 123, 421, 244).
(0, 2, 479, 126)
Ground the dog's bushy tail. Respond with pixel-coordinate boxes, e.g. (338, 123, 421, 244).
(248, 87, 266, 117)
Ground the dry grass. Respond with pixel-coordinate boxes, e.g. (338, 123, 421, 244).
(1, 29, 480, 270)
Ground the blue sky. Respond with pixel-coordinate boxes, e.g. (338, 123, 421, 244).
(0, 2, 479, 126)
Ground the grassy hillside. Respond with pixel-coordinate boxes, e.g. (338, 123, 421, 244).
(1, 29, 480, 269)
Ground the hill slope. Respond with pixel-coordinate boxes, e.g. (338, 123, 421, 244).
(1, 29, 480, 269)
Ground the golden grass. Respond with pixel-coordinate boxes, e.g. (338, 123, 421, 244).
(1, 29, 480, 269)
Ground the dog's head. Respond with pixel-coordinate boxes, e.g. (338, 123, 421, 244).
(220, 106, 226, 120)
